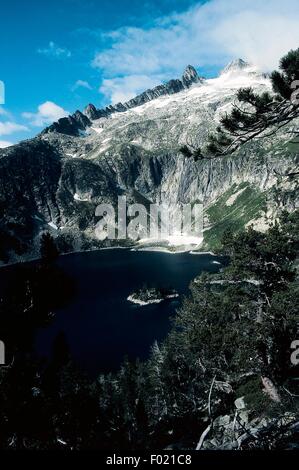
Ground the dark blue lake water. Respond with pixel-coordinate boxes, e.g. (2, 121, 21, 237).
(1, 249, 223, 376)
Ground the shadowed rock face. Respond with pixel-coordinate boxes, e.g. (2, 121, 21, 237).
(41, 111, 91, 137)
(182, 65, 201, 87)
(84, 104, 99, 120)
(0, 62, 298, 262)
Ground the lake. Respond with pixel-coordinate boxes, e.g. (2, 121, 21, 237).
(2, 249, 223, 376)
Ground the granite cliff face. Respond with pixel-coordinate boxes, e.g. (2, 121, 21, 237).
(0, 60, 298, 261)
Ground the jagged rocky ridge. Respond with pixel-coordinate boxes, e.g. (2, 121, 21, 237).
(42, 65, 204, 136)
(0, 59, 298, 262)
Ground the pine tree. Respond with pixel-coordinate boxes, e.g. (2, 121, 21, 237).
(146, 341, 168, 421)
(182, 48, 299, 177)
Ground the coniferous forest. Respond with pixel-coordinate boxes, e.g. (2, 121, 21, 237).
(0, 209, 298, 450)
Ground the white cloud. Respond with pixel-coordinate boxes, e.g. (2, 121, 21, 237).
(100, 75, 163, 104)
(0, 121, 28, 136)
(208, 4, 299, 71)
(22, 101, 70, 127)
(37, 41, 71, 58)
(0, 140, 13, 148)
(72, 79, 93, 91)
(93, 0, 299, 103)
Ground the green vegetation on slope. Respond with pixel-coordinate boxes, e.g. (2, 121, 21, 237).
(203, 182, 268, 251)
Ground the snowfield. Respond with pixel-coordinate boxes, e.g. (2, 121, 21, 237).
(86, 64, 271, 156)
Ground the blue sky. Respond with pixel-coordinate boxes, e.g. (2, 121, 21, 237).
(1, 0, 299, 146)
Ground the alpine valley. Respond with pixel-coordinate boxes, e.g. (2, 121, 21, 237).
(1, 59, 298, 263)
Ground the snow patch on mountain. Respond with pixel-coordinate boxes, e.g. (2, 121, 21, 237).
(86, 61, 271, 147)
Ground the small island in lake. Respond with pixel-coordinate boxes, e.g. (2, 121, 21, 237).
(127, 286, 179, 306)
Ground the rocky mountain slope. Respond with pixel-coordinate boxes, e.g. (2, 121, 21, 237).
(0, 60, 298, 262)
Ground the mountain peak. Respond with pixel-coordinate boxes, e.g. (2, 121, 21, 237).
(221, 58, 251, 75)
(44, 66, 206, 135)
(181, 65, 203, 87)
(83, 103, 99, 120)
(182, 65, 198, 78)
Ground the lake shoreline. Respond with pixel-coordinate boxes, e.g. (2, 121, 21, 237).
(0, 244, 216, 269)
